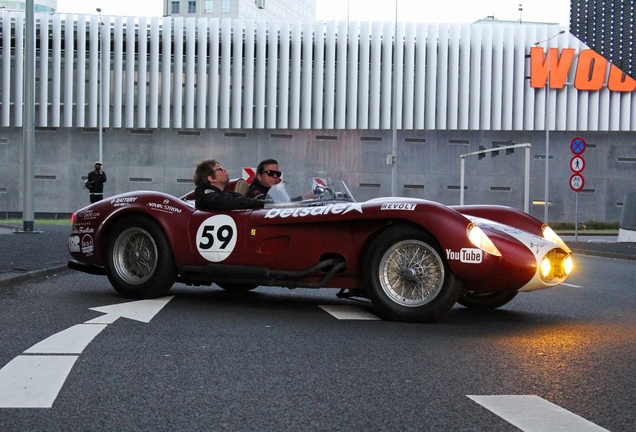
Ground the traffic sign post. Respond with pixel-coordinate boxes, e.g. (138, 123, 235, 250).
(570, 155, 585, 173)
(570, 136, 586, 155)
(569, 173, 585, 192)
(569, 137, 586, 240)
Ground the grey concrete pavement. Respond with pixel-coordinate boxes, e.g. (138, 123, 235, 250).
(0, 224, 71, 287)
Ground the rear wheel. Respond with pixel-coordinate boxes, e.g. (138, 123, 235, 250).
(104, 215, 176, 299)
(364, 225, 462, 322)
(457, 291, 518, 309)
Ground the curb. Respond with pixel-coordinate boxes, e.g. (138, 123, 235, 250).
(0, 265, 70, 289)
(570, 248, 636, 261)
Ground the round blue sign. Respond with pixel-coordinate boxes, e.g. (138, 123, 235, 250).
(570, 136, 586, 155)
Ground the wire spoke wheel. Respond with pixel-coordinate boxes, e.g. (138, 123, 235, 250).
(364, 225, 462, 322)
(112, 227, 158, 285)
(104, 215, 176, 299)
(379, 240, 444, 307)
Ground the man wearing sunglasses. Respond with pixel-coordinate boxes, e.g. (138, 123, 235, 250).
(247, 158, 317, 201)
(193, 159, 264, 211)
(246, 158, 282, 200)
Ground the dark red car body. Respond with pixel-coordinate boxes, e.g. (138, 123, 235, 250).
(68, 179, 572, 322)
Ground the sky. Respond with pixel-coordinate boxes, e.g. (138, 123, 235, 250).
(55, 0, 571, 26)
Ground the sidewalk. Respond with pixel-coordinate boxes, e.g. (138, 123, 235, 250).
(0, 224, 71, 287)
(563, 235, 636, 261)
(0, 224, 634, 288)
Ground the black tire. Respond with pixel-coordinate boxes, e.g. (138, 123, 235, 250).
(216, 282, 259, 293)
(104, 215, 177, 299)
(457, 291, 518, 309)
(363, 225, 462, 322)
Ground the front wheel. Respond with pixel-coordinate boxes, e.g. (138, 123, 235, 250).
(364, 225, 462, 322)
(104, 215, 177, 299)
(457, 291, 518, 309)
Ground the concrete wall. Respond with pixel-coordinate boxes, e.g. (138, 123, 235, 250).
(1, 127, 633, 223)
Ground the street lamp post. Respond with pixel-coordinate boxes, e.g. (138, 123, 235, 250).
(390, 0, 398, 196)
(535, 30, 565, 225)
(96, 8, 103, 164)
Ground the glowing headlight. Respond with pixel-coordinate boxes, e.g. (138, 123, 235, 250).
(542, 225, 571, 253)
(539, 250, 573, 283)
(563, 256, 573, 275)
(540, 257, 552, 277)
(467, 224, 501, 256)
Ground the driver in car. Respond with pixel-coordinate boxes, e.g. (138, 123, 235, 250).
(194, 159, 265, 211)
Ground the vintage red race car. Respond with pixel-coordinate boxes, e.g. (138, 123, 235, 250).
(68, 178, 573, 322)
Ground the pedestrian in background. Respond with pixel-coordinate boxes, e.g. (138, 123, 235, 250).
(86, 161, 107, 203)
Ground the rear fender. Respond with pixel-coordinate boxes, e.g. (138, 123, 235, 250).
(94, 200, 193, 266)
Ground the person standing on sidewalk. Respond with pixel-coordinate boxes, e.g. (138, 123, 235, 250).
(85, 161, 107, 203)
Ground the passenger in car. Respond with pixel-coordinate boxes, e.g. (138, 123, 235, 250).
(247, 158, 316, 201)
(246, 158, 282, 199)
(193, 159, 265, 211)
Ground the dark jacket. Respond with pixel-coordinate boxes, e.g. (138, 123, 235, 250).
(246, 178, 269, 199)
(195, 185, 264, 211)
(87, 169, 107, 193)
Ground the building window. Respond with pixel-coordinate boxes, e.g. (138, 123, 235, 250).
(205, 0, 213, 13)
(222, 0, 230, 13)
(188, 1, 196, 13)
(171, 1, 179, 14)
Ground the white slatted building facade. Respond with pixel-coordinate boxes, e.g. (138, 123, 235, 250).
(1, 12, 634, 132)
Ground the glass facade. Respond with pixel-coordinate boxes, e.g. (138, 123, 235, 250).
(0, 0, 55, 12)
(570, 0, 636, 79)
(163, 0, 315, 21)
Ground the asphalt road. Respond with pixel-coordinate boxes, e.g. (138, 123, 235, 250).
(0, 253, 634, 431)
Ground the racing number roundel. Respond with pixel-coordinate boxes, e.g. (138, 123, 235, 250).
(196, 215, 238, 262)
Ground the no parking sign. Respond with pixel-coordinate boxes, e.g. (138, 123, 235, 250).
(570, 136, 586, 155)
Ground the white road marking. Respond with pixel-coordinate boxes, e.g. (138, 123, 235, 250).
(0, 356, 78, 408)
(319, 305, 381, 320)
(87, 296, 175, 323)
(561, 283, 583, 288)
(25, 324, 107, 354)
(0, 296, 174, 409)
(468, 395, 609, 432)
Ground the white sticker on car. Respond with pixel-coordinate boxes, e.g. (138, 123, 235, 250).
(380, 203, 416, 211)
(445, 248, 482, 264)
(81, 234, 94, 254)
(196, 215, 238, 262)
(69, 235, 81, 253)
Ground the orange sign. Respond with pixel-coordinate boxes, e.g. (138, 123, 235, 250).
(530, 47, 636, 92)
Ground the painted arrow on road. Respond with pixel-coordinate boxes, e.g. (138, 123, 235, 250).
(0, 296, 174, 408)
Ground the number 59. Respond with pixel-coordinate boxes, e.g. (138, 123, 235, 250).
(199, 224, 234, 250)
